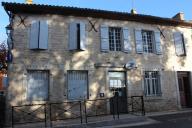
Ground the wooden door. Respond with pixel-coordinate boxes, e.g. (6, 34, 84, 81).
(177, 72, 191, 107)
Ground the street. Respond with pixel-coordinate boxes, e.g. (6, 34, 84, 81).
(126, 112, 192, 128)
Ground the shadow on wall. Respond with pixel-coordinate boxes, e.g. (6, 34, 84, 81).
(6, 14, 192, 125)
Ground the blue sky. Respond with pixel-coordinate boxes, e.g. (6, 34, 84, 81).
(0, 0, 192, 42)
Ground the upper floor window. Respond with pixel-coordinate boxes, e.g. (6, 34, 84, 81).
(142, 30, 154, 53)
(144, 71, 161, 96)
(109, 27, 122, 51)
(135, 29, 162, 55)
(100, 25, 132, 53)
(29, 21, 48, 50)
(68, 22, 86, 51)
(173, 32, 186, 56)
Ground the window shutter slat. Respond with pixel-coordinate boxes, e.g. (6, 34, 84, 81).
(80, 22, 86, 50)
(154, 31, 162, 55)
(123, 27, 132, 53)
(69, 22, 77, 50)
(29, 22, 39, 49)
(39, 21, 48, 49)
(135, 29, 143, 53)
(173, 32, 185, 56)
(100, 25, 109, 52)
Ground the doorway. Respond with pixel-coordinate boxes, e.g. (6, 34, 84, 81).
(177, 71, 192, 107)
(108, 71, 128, 114)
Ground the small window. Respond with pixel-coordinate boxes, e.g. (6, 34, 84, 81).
(109, 27, 122, 51)
(27, 70, 49, 101)
(142, 30, 154, 53)
(144, 71, 161, 96)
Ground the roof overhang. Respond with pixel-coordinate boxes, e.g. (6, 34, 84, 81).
(2, 2, 192, 27)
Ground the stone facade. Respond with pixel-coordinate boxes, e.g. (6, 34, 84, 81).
(5, 8, 192, 121)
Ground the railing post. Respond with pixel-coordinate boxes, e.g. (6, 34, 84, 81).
(79, 101, 82, 124)
(12, 106, 14, 128)
(112, 98, 115, 119)
(84, 100, 87, 123)
(44, 104, 47, 128)
(131, 96, 134, 114)
(117, 96, 119, 119)
(141, 96, 145, 116)
(49, 103, 52, 127)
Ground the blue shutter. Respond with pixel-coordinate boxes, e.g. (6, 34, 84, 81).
(123, 27, 131, 53)
(68, 71, 87, 100)
(100, 25, 109, 52)
(80, 22, 86, 50)
(39, 21, 48, 49)
(173, 32, 185, 56)
(27, 71, 48, 101)
(154, 31, 162, 55)
(135, 28, 143, 53)
(68, 22, 77, 50)
(29, 22, 39, 49)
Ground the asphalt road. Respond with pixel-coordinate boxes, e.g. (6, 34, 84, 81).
(126, 112, 192, 128)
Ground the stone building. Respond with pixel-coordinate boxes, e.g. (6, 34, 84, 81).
(2, 2, 192, 120)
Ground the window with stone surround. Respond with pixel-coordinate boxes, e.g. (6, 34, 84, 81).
(27, 70, 49, 101)
(109, 27, 122, 51)
(144, 71, 161, 96)
(142, 30, 154, 53)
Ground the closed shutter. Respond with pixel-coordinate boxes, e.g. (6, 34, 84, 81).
(154, 31, 162, 55)
(135, 28, 143, 53)
(68, 22, 77, 50)
(27, 71, 49, 101)
(100, 25, 109, 52)
(80, 22, 86, 50)
(39, 21, 48, 49)
(68, 71, 88, 100)
(123, 27, 132, 53)
(29, 22, 39, 49)
(173, 32, 185, 56)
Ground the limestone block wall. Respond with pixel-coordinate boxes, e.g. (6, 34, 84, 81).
(6, 13, 192, 114)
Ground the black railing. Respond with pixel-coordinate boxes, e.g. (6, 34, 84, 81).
(12, 104, 46, 128)
(84, 98, 114, 123)
(49, 101, 82, 127)
(11, 96, 145, 127)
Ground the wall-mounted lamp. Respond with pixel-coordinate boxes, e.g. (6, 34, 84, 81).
(5, 24, 13, 36)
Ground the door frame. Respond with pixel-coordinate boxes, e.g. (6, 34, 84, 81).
(107, 70, 128, 113)
(176, 71, 192, 108)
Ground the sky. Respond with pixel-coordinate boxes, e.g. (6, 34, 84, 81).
(0, 0, 192, 43)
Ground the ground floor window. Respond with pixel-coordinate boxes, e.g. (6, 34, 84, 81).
(144, 71, 161, 96)
(67, 70, 88, 100)
(27, 70, 49, 101)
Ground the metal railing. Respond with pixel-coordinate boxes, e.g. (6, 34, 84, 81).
(12, 104, 46, 128)
(11, 96, 145, 127)
(49, 101, 82, 127)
